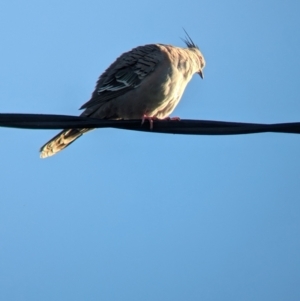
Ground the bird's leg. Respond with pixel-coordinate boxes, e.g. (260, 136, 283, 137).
(141, 115, 158, 130)
(141, 115, 181, 129)
(164, 116, 181, 121)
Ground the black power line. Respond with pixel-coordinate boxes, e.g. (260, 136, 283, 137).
(1, 113, 300, 135)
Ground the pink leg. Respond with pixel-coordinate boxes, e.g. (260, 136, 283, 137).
(164, 116, 181, 121)
(141, 115, 181, 129)
(141, 115, 158, 129)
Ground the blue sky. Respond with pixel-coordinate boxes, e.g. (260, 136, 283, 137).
(1, 1, 300, 300)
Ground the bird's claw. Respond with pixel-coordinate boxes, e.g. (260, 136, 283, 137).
(164, 116, 181, 121)
(141, 115, 157, 130)
(141, 115, 181, 130)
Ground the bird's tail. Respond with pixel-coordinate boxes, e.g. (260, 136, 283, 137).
(39, 128, 92, 158)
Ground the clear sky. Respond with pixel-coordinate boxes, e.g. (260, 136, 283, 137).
(1, 1, 300, 300)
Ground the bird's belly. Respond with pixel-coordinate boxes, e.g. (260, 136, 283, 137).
(113, 73, 189, 119)
(149, 76, 187, 118)
(147, 94, 181, 118)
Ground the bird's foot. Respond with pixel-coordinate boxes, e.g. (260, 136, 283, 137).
(164, 116, 181, 121)
(141, 115, 158, 130)
(141, 116, 181, 129)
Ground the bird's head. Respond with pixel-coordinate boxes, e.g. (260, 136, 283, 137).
(182, 29, 206, 79)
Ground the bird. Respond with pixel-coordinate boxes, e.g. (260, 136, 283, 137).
(40, 31, 206, 158)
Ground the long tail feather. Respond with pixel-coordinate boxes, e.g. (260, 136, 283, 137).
(39, 128, 92, 158)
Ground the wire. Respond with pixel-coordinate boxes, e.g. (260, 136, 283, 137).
(1, 113, 300, 135)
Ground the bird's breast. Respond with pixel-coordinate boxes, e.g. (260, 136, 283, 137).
(108, 60, 193, 119)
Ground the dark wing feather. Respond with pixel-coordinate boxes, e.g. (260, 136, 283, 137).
(80, 44, 162, 110)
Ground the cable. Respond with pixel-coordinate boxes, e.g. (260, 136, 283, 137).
(1, 113, 300, 135)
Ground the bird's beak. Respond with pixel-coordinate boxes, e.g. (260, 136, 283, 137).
(199, 70, 204, 79)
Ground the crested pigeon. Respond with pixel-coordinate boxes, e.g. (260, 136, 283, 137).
(40, 32, 205, 158)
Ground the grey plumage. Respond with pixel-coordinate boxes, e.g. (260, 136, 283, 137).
(40, 35, 205, 158)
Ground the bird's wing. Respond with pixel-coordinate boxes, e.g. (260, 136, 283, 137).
(80, 44, 163, 111)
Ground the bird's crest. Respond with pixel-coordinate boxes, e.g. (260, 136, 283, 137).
(181, 28, 199, 50)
